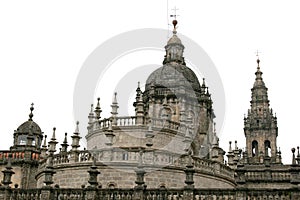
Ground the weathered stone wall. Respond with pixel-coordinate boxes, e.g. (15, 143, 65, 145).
(36, 162, 235, 189)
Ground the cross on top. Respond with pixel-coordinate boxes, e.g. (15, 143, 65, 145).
(255, 50, 261, 58)
(170, 6, 179, 20)
(255, 50, 261, 66)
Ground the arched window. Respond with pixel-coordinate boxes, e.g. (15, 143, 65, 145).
(252, 140, 258, 157)
(264, 140, 271, 157)
(18, 135, 27, 145)
(108, 183, 117, 189)
(160, 107, 172, 120)
(122, 152, 128, 160)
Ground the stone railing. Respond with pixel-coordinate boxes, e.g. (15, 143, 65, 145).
(0, 150, 39, 163)
(179, 155, 234, 181)
(0, 187, 298, 200)
(91, 116, 187, 134)
(98, 118, 111, 129)
(94, 116, 137, 130)
(116, 116, 136, 126)
(151, 117, 186, 134)
(83, 149, 234, 182)
(52, 150, 92, 165)
(244, 170, 291, 182)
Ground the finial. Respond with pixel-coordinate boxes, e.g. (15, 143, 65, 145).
(255, 50, 261, 69)
(52, 127, 56, 140)
(43, 135, 47, 147)
(63, 132, 68, 143)
(229, 141, 232, 152)
(136, 82, 141, 94)
(292, 147, 296, 165)
(202, 78, 206, 87)
(29, 103, 34, 121)
(172, 20, 178, 31)
(170, 6, 179, 33)
(75, 121, 79, 133)
(113, 92, 117, 102)
(90, 104, 94, 112)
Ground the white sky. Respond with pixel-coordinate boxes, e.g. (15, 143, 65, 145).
(0, 0, 300, 164)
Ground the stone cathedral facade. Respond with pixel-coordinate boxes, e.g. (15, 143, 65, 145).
(1, 20, 300, 199)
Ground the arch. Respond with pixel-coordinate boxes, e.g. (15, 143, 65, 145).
(107, 182, 117, 189)
(252, 140, 258, 157)
(158, 183, 166, 189)
(264, 140, 271, 157)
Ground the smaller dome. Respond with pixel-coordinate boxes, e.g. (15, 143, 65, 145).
(167, 34, 182, 45)
(17, 120, 42, 134)
(16, 103, 42, 134)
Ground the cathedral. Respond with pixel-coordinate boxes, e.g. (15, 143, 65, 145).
(1, 20, 300, 199)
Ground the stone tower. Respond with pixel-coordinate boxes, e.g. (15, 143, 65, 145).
(7, 104, 43, 188)
(142, 20, 215, 158)
(243, 58, 279, 164)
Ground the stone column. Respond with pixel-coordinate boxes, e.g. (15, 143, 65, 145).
(43, 153, 56, 187)
(87, 158, 100, 188)
(1, 155, 14, 188)
(133, 150, 146, 200)
(183, 155, 195, 200)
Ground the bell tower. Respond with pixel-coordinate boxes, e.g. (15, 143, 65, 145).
(243, 57, 279, 164)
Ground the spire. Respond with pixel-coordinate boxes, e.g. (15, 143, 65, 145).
(134, 82, 144, 125)
(88, 104, 95, 127)
(254, 57, 264, 86)
(200, 78, 206, 94)
(61, 132, 69, 152)
(28, 103, 34, 121)
(71, 121, 81, 159)
(212, 122, 218, 146)
(94, 98, 102, 120)
(250, 56, 270, 110)
(41, 135, 48, 159)
(111, 92, 119, 126)
(48, 127, 58, 153)
(244, 55, 279, 165)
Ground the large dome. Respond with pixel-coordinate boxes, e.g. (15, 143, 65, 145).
(144, 63, 201, 99)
